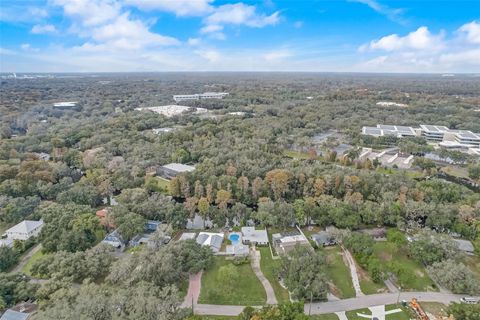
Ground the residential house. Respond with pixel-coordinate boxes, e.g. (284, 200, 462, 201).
(5, 220, 43, 241)
(102, 230, 125, 248)
(454, 239, 475, 256)
(196, 232, 224, 253)
(178, 232, 196, 241)
(311, 231, 336, 247)
(0, 302, 37, 320)
(96, 208, 115, 229)
(226, 244, 249, 256)
(241, 227, 269, 246)
(272, 231, 311, 255)
(0, 238, 14, 248)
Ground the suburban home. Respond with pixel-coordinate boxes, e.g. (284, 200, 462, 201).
(311, 231, 336, 247)
(226, 244, 250, 257)
(360, 228, 387, 241)
(454, 239, 475, 256)
(272, 231, 311, 255)
(5, 220, 43, 241)
(102, 230, 125, 248)
(0, 302, 37, 320)
(196, 232, 224, 253)
(241, 227, 269, 246)
(145, 220, 161, 232)
(96, 208, 115, 229)
(156, 163, 195, 179)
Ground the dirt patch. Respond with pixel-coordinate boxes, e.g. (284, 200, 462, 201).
(415, 269, 424, 277)
(379, 251, 392, 261)
(328, 282, 341, 298)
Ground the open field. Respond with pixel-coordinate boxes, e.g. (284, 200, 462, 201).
(346, 304, 411, 320)
(441, 165, 470, 179)
(198, 257, 266, 306)
(323, 246, 356, 299)
(258, 247, 290, 303)
(283, 149, 310, 160)
(359, 277, 387, 295)
(372, 241, 436, 291)
(420, 302, 448, 318)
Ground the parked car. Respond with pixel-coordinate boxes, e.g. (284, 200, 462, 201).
(460, 297, 479, 304)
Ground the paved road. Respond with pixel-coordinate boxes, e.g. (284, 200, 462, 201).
(306, 292, 468, 315)
(250, 246, 277, 305)
(193, 292, 474, 316)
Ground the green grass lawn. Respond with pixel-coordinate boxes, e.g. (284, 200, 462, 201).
(21, 249, 46, 276)
(198, 257, 266, 306)
(258, 247, 290, 303)
(372, 241, 436, 291)
(420, 302, 448, 318)
(283, 149, 310, 160)
(359, 277, 387, 295)
(323, 246, 355, 299)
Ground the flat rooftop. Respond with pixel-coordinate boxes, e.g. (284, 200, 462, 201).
(162, 163, 195, 173)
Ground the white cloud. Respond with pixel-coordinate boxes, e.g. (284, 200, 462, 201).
(0, 6, 48, 23)
(440, 49, 480, 66)
(124, 0, 214, 16)
(200, 24, 224, 34)
(349, 0, 405, 24)
(263, 50, 292, 62)
(52, 0, 121, 26)
(458, 21, 480, 44)
(363, 27, 444, 52)
(31, 24, 57, 34)
(195, 49, 221, 62)
(204, 3, 280, 29)
(187, 38, 201, 46)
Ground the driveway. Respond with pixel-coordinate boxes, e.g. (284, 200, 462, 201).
(182, 272, 202, 308)
(341, 246, 364, 297)
(250, 246, 278, 304)
(9, 244, 42, 274)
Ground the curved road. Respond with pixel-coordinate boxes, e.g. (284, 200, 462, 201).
(193, 292, 474, 316)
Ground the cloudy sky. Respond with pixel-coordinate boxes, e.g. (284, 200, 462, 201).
(1, 0, 479, 73)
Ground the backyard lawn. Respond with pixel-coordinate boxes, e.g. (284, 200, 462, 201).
(198, 257, 266, 306)
(372, 241, 436, 291)
(323, 246, 356, 299)
(258, 246, 290, 303)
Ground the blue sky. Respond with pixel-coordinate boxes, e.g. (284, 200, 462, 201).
(1, 0, 479, 72)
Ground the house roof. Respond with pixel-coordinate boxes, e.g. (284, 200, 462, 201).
(196, 232, 224, 251)
(0, 310, 30, 320)
(241, 227, 268, 243)
(162, 163, 195, 173)
(454, 239, 475, 252)
(6, 220, 43, 235)
(226, 244, 249, 255)
(312, 231, 331, 243)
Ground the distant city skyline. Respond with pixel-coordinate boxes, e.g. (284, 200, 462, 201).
(1, 0, 479, 73)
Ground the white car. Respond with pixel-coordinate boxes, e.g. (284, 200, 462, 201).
(460, 297, 479, 304)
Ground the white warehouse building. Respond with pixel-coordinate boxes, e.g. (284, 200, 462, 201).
(173, 92, 228, 102)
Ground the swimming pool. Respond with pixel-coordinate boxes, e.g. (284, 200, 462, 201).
(229, 233, 240, 245)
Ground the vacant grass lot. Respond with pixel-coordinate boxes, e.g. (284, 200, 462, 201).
(346, 304, 411, 320)
(323, 246, 355, 299)
(283, 149, 310, 160)
(372, 241, 436, 291)
(359, 277, 387, 295)
(198, 257, 266, 306)
(258, 247, 290, 303)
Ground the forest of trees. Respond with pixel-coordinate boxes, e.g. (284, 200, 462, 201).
(0, 74, 479, 318)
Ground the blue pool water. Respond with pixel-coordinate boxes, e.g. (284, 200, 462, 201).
(229, 234, 240, 245)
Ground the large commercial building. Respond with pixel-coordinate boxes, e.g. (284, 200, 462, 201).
(362, 125, 417, 138)
(173, 92, 229, 102)
(362, 124, 480, 152)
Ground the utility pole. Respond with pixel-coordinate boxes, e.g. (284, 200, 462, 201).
(308, 291, 313, 316)
(397, 286, 401, 305)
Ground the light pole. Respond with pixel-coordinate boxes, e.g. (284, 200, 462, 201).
(397, 286, 401, 305)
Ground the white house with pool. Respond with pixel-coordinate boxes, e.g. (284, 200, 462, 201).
(241, 227, 269, 246)
(226, 232, 249, 257)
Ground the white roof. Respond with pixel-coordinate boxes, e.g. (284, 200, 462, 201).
(162, 163, 195, 173)
(6, 220, 43, 234)
(241, 227, 269, 243)
(179, 232, 197, 241)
